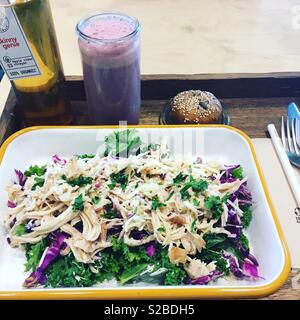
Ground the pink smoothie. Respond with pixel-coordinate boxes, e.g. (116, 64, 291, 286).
(82, 16, 135, 40)
(77, 13, 140, 125)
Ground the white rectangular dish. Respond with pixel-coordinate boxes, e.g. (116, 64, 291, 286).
(0, 125, 290, 299)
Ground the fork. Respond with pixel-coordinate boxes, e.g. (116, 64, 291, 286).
(281, 116, 300, 168)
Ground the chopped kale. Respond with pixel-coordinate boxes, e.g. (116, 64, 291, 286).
(241, 206, 253, 229)
(204, 196, 224, 219)
(24, 239, 47, 272)
(200, 249, 229, 276)
(119, 264, 148, 284)
(45, 253, 96, 288)
(203, 233, 227, 249)
(240, 233, 250, 250)
(159, 249, 186, 285)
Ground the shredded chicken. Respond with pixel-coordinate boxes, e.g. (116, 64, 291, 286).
(185, 258, 216, 279)
(4, 140, 248, 266)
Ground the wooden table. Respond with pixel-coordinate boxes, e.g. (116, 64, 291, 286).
(49, 0, 300, 76)
(1, 73, 300, 299)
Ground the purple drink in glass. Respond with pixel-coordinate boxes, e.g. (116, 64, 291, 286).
(76, 13, 141, 125)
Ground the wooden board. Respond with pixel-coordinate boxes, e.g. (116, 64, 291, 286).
(0, 73, 300, 300)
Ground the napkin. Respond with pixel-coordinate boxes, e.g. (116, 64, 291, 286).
(253, 139, 300, 268)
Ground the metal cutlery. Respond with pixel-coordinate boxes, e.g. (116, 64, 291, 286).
(281, 116, 300, 168)
(268, 123, 300, 207)
(287, 102, 300, 147)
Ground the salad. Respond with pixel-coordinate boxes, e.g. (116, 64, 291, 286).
(4, 129, 261, 288)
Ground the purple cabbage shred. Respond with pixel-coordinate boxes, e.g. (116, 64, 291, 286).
(52, 155, 67, 166)
(145, 244, 155, 257)
(23, 232, 67, 288)
(14, 169, 26, 187)
(223, 252, 262, 280)
(7, 200, 17, 208)
(242, 259, 263, 279)
(220, 165, 239, 183)
(189, 270, 224, 285)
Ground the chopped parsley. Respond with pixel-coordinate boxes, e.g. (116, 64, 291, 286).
(191, 179, 208, 194)
(103, 208, 118, 219)
(92, 196, 100, 205)
(65, 175, 93, 187)
(192, 198, 200, 207)
(232, 166, 243, 179)
(134, 182, 140, 189)
(222, 193, 230, 203)
(180, 177, 208, 200)
(72, 194, 84, 211)
(24, 165, 46, 177)
(166, 191, 175, 201)
(151, 195, 166, 210)
(191, 218, 198, 233)
(31, 177, 45, 191)
(157, 227, 166, 233)
(15, 224, 26, 236)
(173, 173, 187, 185)
(77, 154, 95, 159)
(180, 187, 191, 200)
(109, 171, 128, 191)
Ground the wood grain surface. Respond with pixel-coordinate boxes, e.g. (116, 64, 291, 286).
(49, 0, 300, 76)
(0, 74, 300, 299)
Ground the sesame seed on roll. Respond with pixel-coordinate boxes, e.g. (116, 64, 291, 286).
(170, 90, 223, 124)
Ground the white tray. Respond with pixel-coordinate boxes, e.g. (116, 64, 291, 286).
(0, 125, 290, 299)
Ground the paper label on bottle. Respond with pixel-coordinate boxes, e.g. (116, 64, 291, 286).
(0, 1, 41, 80)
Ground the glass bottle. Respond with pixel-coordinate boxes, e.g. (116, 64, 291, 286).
(0, 0, 73, 126)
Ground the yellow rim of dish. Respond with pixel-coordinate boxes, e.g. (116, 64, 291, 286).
(0, 124, 291, 300)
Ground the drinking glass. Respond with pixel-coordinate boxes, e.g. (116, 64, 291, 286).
(76, 13, 141, 125)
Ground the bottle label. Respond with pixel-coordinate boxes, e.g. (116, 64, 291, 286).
(0, 1, 41, 80)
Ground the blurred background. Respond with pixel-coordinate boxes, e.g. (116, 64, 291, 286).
(1, 0, 300, 81)
(49, 0, 300, 75)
